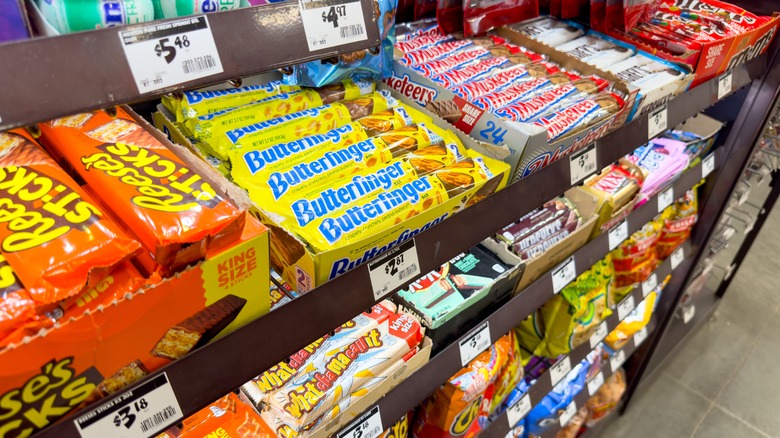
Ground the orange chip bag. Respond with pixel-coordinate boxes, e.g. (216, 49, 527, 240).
(157, 393, 275, 438)
(37, 108, 246, 269)
(0, 130, 141, 307)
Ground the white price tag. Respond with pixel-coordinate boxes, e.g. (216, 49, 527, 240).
(671, 247, 684, 270)
(642, 273, 658, 297)
(718, 72, 733, 100)
(588, 372, 605, 397)
(617, 295, 636, 321)
(610, 349, 627, 371)
(506, 394, 532, 428)
(337, 406, 383, 438)
(658, 187, 674, 213)
(75, 373, 182, 438)
(299, 0, 368, 51)
(459, 322, 491, 367)
(590, 321, 609, 349)
(608, 220, 629, 251)
(119, 17, 223, 93)
(570, 145, 597, 185)
(367, 240, 420, 299)
(634, 326, 649, 346)
(648, 106, 668, 139)
(683, 305, 696, 324)
(551, 257, 576, 294)
(702, 154, 715, 178)
(560, 402, 578, 427)
(549, 356, 572, 386)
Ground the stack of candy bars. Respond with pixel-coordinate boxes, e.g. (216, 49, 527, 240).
(395, 24, 626, 141)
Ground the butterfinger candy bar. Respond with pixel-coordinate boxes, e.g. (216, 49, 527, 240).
(263, 313, 423, 431)
(0, 130, 141, 306)
(176, 80, 297, 122)
(220, 92, 396, 158)
(533, 92, 624, 141)
(151, 294, 247, 360)
(37, 108, 245, 270)
(494, 76, 610, 122)
(242, 302, 396, 406)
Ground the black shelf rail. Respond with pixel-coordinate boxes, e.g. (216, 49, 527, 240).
(30, 54, 759, 438)
(338, 152, 715, 436)
(482, 244, 684, 438)
(0, 2, 381, 131)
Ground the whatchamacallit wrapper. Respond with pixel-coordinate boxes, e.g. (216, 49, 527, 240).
(36, 108, 245, 271)
(258, 312, 423, 437)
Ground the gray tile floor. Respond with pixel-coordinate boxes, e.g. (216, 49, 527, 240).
(601, 202, 780, 437)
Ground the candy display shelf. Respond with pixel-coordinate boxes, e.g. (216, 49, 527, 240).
(0, 1, 381, 131)
(28, 51, 766, 438)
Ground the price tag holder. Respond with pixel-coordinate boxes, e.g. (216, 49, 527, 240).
(75, 373, 182, 438)
(590, 321, 609, 349)
(718, 72, 733, 100)
(506, 394, 532, 428)
(549, 356, 572, 386)
(617, 295, 636, 321)
(683, 305, 696, 324)
(648, 105, 668, 139)
(459, 322, 491, 367)
(634, 326, 649, 346)
(551, 257, 576, 294)
(671, 247, 684, 270)
(642, 273, 658, 297)
(300, 0, 368, 51)
(337, 406, 383, 438)
(610, 349, 627, 371)
(588, 372, 605, 397)
(119, 16, 224, 93)
(658, 187, 674, 213)
(570, 145, 597, 185)
(608, 220, 629, 251)
(368, 240, 420, 299)
(560, 402, 578, 427)
(702, 154, 715, 178)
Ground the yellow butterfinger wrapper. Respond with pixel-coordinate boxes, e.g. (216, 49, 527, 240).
(220, 92, 395, 159)
(242, 123, 449, 204)
(178, 80, 297, 122)
(294, 157, 493, 252)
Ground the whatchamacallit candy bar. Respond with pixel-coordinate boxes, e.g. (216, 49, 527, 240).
(261, 312, 423, 436)
(242, 301, 396, 406)
(220, 92, 396, 160)
(0, 130, 140, 307)
(37, 108, 245, 270)
(291, 153, 496, 252)
(187, 80, 376, 148)
(169, 80, 298, 122)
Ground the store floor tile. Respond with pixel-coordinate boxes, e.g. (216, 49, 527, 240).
(598, 204, 780, 437)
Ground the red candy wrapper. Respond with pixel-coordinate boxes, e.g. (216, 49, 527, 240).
(463, 0, 539, 37)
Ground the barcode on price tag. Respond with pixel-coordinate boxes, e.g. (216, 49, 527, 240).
(608, 220, 629, 250)
(299, 0, 368, 51)
(337, 406, 383, 438)
(634, 326, 649, 346)
(610, 349, 627, 371)
(75, 373, 182, 438)
(642, 273, 658, 297)
(648, 105, 668, 139)
(658, 187, 674, 213)
(570, 145, 597, 185)
(459, 322, 491, 366)
(671, 247, 684, 270)
(550, 356, 572, 386)
(367, 240, 420, 300)
(551, 257, 576, 294)
(588, 372, 605, 397)
(560, 402, 578, 427)
(119, 16, 223, 93)
(506, 394, 532, 428)
(617, 295, 635, 321)
(702, 154, 715, 178)
(590, 321, 609, 349)
(718, 72, 733, 100)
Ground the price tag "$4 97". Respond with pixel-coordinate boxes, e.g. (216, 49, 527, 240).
(300, 0, 368, 51)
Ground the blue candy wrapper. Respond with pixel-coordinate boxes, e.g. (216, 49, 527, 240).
(525, 358, 589, 436)
(284, 0, 398, 87)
